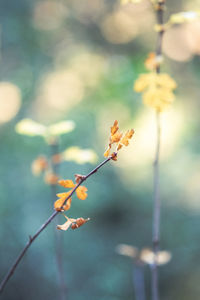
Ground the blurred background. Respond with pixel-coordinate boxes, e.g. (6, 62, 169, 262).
(1, 0, 200, 299)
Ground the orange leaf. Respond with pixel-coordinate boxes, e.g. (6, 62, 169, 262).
(111, 120, 119, 136)
(120, 129, 134, 146)
(54, 191, 72, 211)
(76, 186, 88, 200)
(104, 146, 110, 157)
(58, 179, 75, 188)
(110, 131, 123, 144)
(63, 197, 72, 211)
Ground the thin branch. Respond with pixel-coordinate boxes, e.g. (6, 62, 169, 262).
(151, 1, 165, 300)
(0, 155, 113, 294)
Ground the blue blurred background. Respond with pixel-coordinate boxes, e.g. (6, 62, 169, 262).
(1, 0, 200, 299)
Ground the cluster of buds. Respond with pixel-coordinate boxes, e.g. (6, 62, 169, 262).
(104, 120, 134, 161)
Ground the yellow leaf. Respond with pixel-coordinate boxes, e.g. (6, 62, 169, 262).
(15, 119, 46, 137)
(54, 192, 72, 211)
(48, 120, 75, 136)
(76, 186, 88, 200)
(110, 131, 123, 143)
(58, 179, 75, 188)
(169, 11, 200, 25)
(62, 147, 98, 164)
(120, 129, 135, 146)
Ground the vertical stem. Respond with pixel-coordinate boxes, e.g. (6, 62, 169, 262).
(152, 111, 161, 300)
(151, 2, 165, 299)
(133, 262, 146, 300)
(49, 140, 67, 300)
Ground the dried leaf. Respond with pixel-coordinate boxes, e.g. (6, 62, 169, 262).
(111, 120, 119, 135)
(75, 174, 85, 184)
(111, 152, 117, 161)
(71, 217, 90, 230)
(120, 129, 134, 146)
(76, 186, 88, 200)
(58, 179, 75, 188)
(57, 219, 72, 231)
(110, 131, 123, 144)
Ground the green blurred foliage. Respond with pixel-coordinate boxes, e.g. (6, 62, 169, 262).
(1, 0, 200, 299)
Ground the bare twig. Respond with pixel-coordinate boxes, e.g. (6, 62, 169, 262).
(0, 155, 113, 294)
(151, 1, 165, 300)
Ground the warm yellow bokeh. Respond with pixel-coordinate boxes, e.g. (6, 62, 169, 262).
(0, 82, 21, 123)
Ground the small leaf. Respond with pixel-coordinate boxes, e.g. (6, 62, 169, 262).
(169, 11, 200, 25)
(54, 192, 72, 211)
(104, 146, 110, 157)
(76, 186, 88, 200)
(44, 173, 58, 185)
(15, 119, 46, 137)
(48, 120, 75, 136)
(116, 244, 138, 258)
(71, 217, 90, 229)
(140, 248, 172, 265)
(111, 120, 119, 136)
(120, 129, 135, 146)
(31, 156, 48, 176)
(120, 0, 142, 5)
(62, 147, 98, 164)
(110, 131, 123, 143)
(58, 179, 75, 188)
(57, 219, 72, 231)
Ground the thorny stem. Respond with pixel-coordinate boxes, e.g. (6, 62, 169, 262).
(49, 140, 67, 300)
(0, 155, 113, 294)
(151, 1, 165, 300)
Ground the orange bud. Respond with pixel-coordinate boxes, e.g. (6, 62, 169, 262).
(75, 174, 85, 184)
(111, 152, 117, 161)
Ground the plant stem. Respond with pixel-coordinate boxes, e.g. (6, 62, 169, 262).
(152, 111, 161, 300)
(0, 155, 113, 294)
(133, 262, 146, 300)
(49, 140, 67, 300)
(151, 2, 165, 300)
